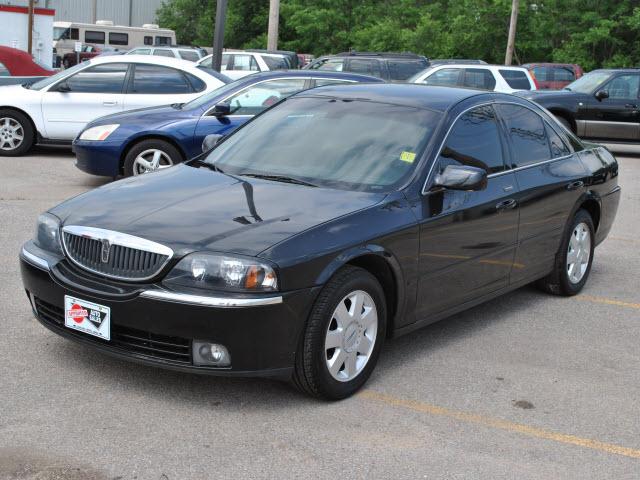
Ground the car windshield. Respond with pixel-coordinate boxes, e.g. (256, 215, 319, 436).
(182, 79, 244, 110)
(27, 62, 85, 90)
(564, 71, 611, 93)
(204, 96, 441, 192)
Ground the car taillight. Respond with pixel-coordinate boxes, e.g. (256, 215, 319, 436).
(529, 71, 540, 90)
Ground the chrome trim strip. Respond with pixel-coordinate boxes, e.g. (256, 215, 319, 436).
(21, 248, 50, 271)
(140, 290, 283, 308)
(61, 226, 174, 282)
(421, 100, 574, 194)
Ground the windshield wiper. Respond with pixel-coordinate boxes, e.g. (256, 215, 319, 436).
(192, 159, 225, 173)
(240, 173, 317, 187)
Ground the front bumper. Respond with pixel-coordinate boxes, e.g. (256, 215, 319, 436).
(73, 140, 124, 177)
(20, 242, 319, 378)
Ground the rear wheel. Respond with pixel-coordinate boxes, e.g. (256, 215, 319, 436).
(123, 139, 183, 177)
(537, 209, 594, 296)
(292, 266, 386, 399)
(0, 109, 34, 156)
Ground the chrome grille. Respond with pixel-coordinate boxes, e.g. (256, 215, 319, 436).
(62, 226, 173, 281)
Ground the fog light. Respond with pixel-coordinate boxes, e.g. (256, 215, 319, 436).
(193, 341, 231, 367)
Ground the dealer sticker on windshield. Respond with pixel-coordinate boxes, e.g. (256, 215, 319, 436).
(64, 295, 111, 341)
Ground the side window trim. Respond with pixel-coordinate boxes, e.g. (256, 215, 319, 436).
(421, 102, 509, 194)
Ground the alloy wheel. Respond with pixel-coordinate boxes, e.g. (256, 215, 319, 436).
(324, 290, 378, 382)
(132, 149, 174, 175)
(0, 117, 24, 151)
(567, 222, 591, 284)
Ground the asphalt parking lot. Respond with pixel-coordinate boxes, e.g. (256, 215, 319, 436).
(1, 149, 639, 479)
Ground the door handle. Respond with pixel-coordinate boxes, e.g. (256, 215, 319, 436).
(496, 199, 517, 211)
(566, 180, 584, 191)
(103, 101, 118, 106)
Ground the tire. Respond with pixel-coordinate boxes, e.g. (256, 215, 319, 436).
(537, 209, 595, 296)
(555, 115, 574, 133)
(0, 109, 35, 156)
(123, 139, 183, 177)
(292, 265, 387, 400)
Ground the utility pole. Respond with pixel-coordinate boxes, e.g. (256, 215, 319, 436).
(211, 0, 228, 72)
(267, 0, 280, 51)
(92, 0, 98, 23)
(27, 0, 34, 54)
(504, 0, 519, 65)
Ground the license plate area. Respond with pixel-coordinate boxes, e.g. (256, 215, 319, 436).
(64, 295, 111, 341)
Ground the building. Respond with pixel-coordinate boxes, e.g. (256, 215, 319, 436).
(3, 0, 165, 27)
(0, 4, 54, 67)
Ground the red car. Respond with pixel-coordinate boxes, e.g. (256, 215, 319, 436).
(522, 63, 584, 90)
(0, 46, 54, 77)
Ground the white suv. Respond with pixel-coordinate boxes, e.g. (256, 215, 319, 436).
(198, 51, 289, 80)
(409, 64, 537, 93)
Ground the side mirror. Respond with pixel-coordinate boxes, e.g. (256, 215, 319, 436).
(211, 103, 231, 117)
(595, 90, 609, 101)
(54, 81, 71, 93)
(433, 165, 487, 191)
(202, 134, 223, 152)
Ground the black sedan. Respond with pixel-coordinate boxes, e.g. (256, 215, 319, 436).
(518, 68, 640, 141)
(20, 84, 620, 399)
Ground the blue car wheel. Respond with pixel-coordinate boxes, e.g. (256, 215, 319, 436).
(123, 139, 183, 177)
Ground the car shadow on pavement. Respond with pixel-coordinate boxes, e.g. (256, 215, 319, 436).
(47, 284, 548, 407)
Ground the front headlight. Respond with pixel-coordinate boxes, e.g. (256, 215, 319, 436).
(164, 253, 278, 293)
(34, 213, 63, 255)
(78, 124, 119, 141)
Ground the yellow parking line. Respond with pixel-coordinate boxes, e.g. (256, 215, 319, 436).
(359, 390, 640, 459)
(578, 295, 640, 310)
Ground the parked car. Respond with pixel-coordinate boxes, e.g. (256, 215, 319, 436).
(73, 70, 383, 177)
(126, 46, 208, 62)
(0, 55, 227, 156)
(20, 84, 620, 399)
(522, 63, 584, 90)
(305, 52, 429, 81)
(62, 45, 124, 68)
(0, 46, 54, 86)
(518, 68, 640, 140)
(246, 49, 300, 69)
(198, 51, 292, 80)
(298, 53, 315, 68)
(429, 59, 488, 66)
(409, 64, 536, 93)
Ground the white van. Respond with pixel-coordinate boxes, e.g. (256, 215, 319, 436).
(53, 21, 176, 66)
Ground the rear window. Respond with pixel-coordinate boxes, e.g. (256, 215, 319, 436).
(179, 50, 200, 62)
(347, 59, 382, 78)
(499, 69, 531, 90)
(463, 68, 496, 90)
(388, 59, 429, 81)
(554, 67, 575, 82)
(262, 55, 289, 70)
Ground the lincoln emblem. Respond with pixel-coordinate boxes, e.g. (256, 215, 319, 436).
(100, 239, 111, 263)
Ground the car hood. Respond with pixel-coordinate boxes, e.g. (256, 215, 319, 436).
(88, 104, 202, 129)
(49, 164, 386, 258)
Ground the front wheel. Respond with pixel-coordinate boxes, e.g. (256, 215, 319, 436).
(292, 266, 386, 400)
(123, 139, 183, 177)
(0, 109, 34, 156)
(537, 209, 595, 296)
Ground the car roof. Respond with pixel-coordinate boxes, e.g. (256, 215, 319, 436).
(233, 70, 384, 82)
(522, 62, 579, 68)
(293, 83, 485, 112)
(89, 54, 199, 70)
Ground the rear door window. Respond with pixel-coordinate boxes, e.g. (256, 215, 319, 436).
(462, 68, 496, 90)
(424, 68, 462, 87)
(604, 74, 640, 100)
(497, 104, 551, 167)
(347, 59, 382, 78)
(546, 124, 571, 158)
(153, 49, 175, 58)
(178, 50, 200, 62)
(63, 63, 128, 93)
(231, 55, 260, 72)
(130, 64, 192, 94)
(498, 70, 532, 90)
(388, 59, 428, 81)
(532, 66, 551, 81)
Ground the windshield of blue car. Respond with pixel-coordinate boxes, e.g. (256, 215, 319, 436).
(204, 96, 441, 192)
(27, 62, 85, 90)
(564, 71, 611, 93)
(182, 79, 245, 110)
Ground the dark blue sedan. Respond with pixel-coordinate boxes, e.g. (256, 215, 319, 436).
(73, 70, 383, 177)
